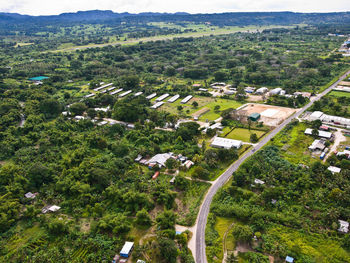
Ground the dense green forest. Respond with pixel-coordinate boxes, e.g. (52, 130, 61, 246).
(0, 11, 350, 262)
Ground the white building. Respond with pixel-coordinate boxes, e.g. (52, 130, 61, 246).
(255, 87, 268, 94)
(338, 220, 349, 233)
(94, 83, 113, 92)
(210, 137, 242, 149)
(308, 139, 326, 151)
(119, 90, 132, 97)
(84, 93, 95, 98)
(269, 88, 282, 95)
(168, 94, 180, 103)
(327, 166, 341, 174)
(309, 111, 350, 127)
(151, 102, 164, 109)
(304, 128, 333, 139)
(254, 179, 265, 185)
(134, 91, 143, 97)
(120, 241, 134, 258)
(209, 123, 223, 130)
(94, 106, 110, 112)
(181, 95, 193, 104)
(25, 192, 37, 199)
(309, 111, 324, 121)
(147, 153, 173, 167)
(146, 93, 157, 100)
(156, 93, 170, 102)
(110, 88, 123, 95)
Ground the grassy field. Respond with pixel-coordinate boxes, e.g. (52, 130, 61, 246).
(157, 96, 243, 121)
(199, 99, 243, 121)
(265, 226, 350, 262)
(223, 127, 266, 142)
(211, 217, 236, 263)
(270, 121, 315, 164)
(329, 90, 350, 98)
(53, 24, 300, 53)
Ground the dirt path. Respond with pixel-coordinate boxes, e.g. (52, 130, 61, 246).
(222, 222, 235, 263)
(324, 129, 346, 162)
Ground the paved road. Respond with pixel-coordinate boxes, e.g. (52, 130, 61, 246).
(195, 70, 350, 263)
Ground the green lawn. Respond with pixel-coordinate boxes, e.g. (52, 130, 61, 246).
(224, 128, 266, 142)
(157, 96, 243, 121)
(329, 90, 350, 98)
(198, 99, 243, 121)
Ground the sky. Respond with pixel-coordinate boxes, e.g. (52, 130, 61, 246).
(0, 0, 349, 16)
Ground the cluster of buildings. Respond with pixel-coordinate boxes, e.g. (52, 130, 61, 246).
(333, 80, 350, 93)
(149, 93, 193, 109)
(309, 111, 350, 128)
(338, 38, 350, 57)
(135, 152, 194, 170)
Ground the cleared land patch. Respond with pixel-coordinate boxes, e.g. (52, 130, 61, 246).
(236, 103, 297, 126)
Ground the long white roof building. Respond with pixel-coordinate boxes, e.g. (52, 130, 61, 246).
(110, 88, 123, 95)
(146, 93, 157, 100)
(94, 83, 113, 91)
(304, 128, 333, 139)
(119, 90, 132, 97)
(168, 94, 180, 103)
(210, 137, 242, 149)
(151, 102, 164, 109)
(181, 95, 193, 104)
(156, 93, 170, 102)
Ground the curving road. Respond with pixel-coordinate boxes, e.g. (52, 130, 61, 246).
(195, 70, 350, 263)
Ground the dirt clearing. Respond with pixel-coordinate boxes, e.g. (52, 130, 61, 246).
(236, 103, 297, 126)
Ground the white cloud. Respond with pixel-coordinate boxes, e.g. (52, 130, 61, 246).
(0, 0, 348, 15)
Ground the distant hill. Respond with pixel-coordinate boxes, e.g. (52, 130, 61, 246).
(0, 10, 349, 35)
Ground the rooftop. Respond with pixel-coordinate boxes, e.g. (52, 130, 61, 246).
(120, 241, 134, 255)
(211, 136, 242, 149)
(327, 166, 341, 174)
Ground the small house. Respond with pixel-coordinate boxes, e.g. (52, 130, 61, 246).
(285, 256, 294, 263)
(255, 87, 268, 94)
(25, 192, 37, 199)
(308, 139, 326, 152)
(304, 128, 333, 140)
(147, 153, 173, 168)
(120, 241, 134, 258)
(136, 260, 146, 263)
(254, 179, 265, 185)
(269, 88, 282, 95)
(338, 220, 349, 233)
(183, 160, 194, 169)
(327, 166, 341, 174)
